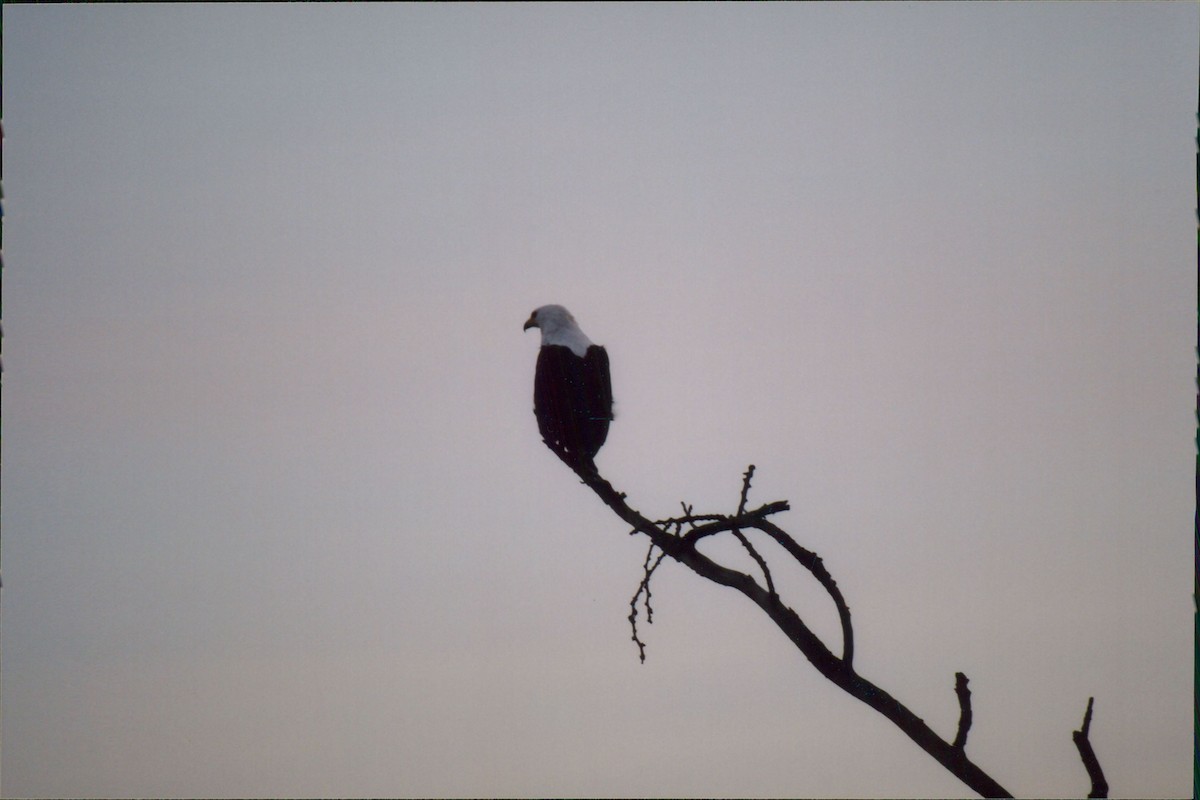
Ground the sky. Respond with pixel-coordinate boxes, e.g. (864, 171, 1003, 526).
(1, 3, 1195, 798)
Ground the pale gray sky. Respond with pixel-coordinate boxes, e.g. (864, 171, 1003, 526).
(2, 4, 1195, 798)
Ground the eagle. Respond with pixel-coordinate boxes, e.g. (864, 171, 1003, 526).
(523, 304, 613, 472)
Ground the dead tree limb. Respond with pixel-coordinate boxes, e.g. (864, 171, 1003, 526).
(953, 672, 973, 750)
(555, 460, 1106, 798)
(1072, 697, 1109, 798)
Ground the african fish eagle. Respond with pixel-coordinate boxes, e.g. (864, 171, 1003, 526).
(523, 304, 613, 471)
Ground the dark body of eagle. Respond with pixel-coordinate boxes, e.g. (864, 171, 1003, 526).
(533, 344, 612, 467)
(524, 305, 613, 471)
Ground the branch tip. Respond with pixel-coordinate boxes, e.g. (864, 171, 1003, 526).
(1072, 696, 1107, 798)
(952, 672, 973, 750)
(627, 542, 668, 662)
(737, 465, 756, 516)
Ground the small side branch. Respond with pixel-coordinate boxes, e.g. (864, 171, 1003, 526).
(628, 542, 668, 663)
(753, 517, 855, 667)
(1072, 697, 1108, 798)
(730, 465, 776, 595)
(952, 672, 973, 749)
(737, 465, 756, 516)
(672, 466, 851, 664)
(731, 527, 776, 597)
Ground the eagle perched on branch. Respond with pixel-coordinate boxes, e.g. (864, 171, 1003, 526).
(523, 305, 613, 471)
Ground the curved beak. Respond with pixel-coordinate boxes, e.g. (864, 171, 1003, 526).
(523, 314, 537, 331)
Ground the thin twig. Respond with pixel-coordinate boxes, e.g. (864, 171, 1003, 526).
(737, 465, 756, 516)
(627, 542, 669, 663)
(731, 527, 776, 596)
(727, 465, 776, 595)
(654, 513, 725, 527)
(643, 546, 667, 623)
(680, 501, 791, 543)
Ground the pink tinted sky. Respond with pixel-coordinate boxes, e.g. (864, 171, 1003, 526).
(2, 4, 1195, 797)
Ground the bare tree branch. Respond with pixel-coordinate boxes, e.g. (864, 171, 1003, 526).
(748, 516, 855, 667)
(1073, 697, 1109, 798)
(563, 461, 1016, 798)
(727, 467, 776, 594)
(953, 672, 973, 750)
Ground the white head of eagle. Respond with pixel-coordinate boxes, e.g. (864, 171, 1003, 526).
(523, 305, 613, 470)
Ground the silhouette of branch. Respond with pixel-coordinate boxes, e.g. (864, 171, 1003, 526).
(730, 526, 775, 596)
(628, 542, 668, 664)
(953, 672, 973, 749)
(729, 465, 776, 595)
(749, 516, 855, 667)
(1072, 697, 1108, 798)
(736, 464, 755, 516)
(676, 501, 789, 540)
(559, 460, 1016, 798)
(546, 455, 1110, 796)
